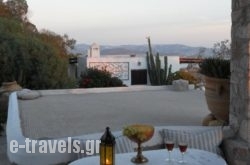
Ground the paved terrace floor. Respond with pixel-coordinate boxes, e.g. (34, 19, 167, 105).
(1, 87, 209, 164)
(18, 88, 209, 139)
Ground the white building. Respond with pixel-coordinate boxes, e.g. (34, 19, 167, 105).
(86, 43, 181, 86)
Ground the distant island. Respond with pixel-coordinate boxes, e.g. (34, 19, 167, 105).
(72, 43, 213, 57)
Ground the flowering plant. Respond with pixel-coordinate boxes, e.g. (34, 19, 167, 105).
(81, 78, 92, 88)
(79, 68, 124, 88)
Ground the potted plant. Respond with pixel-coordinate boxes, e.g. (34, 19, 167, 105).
(199, 57, 230, 124)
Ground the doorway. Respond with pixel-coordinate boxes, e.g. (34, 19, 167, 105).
(131, 69, 147, 85)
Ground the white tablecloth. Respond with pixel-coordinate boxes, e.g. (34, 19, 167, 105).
(69, 148, 227, 165)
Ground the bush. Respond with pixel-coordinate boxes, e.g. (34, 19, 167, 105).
(0, 95, 8, 136)
(79, 68, 125, 88)
(109, 77, 124, 87)
(0, 16, 77, 89)
(0, 109, 7, 135)
(173, 70, 198, 84)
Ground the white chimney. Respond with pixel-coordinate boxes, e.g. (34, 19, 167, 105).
(89, 42, 100, 58)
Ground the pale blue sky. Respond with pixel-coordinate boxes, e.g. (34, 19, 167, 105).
(27, 0, 231, 47)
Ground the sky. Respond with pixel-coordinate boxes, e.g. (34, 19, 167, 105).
(26, 0, 231, 47)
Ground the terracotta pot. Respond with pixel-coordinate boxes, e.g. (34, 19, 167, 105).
(0, 81, 22, 93)
(204, 76, 230, 122)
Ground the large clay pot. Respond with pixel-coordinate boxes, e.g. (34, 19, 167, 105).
(0, 81, 22, 93)
(204, 76, 230, 122)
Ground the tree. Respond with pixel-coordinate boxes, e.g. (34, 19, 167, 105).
(5, 0, 28, 21)
(0, 1, 11, 18)
(197, 47, 206, 58)
(0, 0, 77, 89)
(212, 40, 231, 59)
(63, 34, 76, 50)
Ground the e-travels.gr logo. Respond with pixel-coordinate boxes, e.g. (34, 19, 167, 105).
(9, 137, 101, 155)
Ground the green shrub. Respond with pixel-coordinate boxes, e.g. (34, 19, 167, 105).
(109, 77, 124, 87)
(0, 95, 8, 136)
(0, 17, 76, 89)
(199, 58, 230, 79)
(173, 70, 198, 84)
(79, 68, 125, 88)
(0, 110, 7, 135)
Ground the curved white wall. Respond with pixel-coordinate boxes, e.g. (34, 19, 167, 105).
(6, 93, 75, 165)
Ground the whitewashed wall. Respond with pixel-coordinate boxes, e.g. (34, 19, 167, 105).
(87, 55, 180, 86)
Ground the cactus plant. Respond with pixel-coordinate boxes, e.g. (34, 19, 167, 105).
(146, 37, 171, 85)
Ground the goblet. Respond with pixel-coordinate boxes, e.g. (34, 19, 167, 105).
(123, 124, 154, 163)
(178, 142, 188, 164)
(165, 139, 175, 162)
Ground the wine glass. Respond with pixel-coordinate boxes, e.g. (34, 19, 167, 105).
(165, 139, 175, 162)
(178, 141, 188, 164)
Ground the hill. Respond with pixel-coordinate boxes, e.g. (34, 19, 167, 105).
(72, 43, 213, 57)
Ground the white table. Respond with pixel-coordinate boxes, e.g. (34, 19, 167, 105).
(69, 148, 227, 165)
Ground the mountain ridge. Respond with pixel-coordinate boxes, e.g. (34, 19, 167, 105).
(72, 43, 213, 57)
